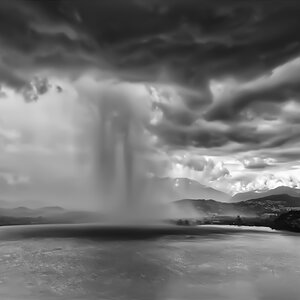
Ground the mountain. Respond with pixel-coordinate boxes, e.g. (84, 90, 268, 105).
(150, 177, 230, 202)
(174, 193, 300, 217)
(174, 199, 238, 216)
(234, 194, 300, 215)
(232, 186, 300, 202)
(0, 193, 299, 225)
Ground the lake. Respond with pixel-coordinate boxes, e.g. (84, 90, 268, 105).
(0, 224, 299, 300)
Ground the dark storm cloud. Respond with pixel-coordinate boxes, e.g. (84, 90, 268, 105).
(153, 102, 197, 126)
(0, 65, 27, 90)
(32, 0, 300, 153)
(0, 0, 98, 93)
(1, 0, 300, 158)
(150, 119, 259, 150)
(278, 150, 300, 162)
(150, 114, 300, 159)
(149, 119, 228, 149)
(206, 59, 300, 121)
(258, 148, 300, 163)
(2, 0, 300, 101)
(72, 0, 300, 84)
(71, 0, 300, 115)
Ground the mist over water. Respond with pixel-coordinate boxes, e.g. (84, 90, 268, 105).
(97, 90, 138, 215)
(91, 84, 161, 222)
(91, 83, 199, 223)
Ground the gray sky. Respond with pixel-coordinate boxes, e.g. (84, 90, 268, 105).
(1, 0, 300, 208)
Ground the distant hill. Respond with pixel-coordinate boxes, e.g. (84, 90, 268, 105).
(232, 186, 300, 202)
(1, 184, 299, 224)
(174, 193, 300, 217)
(174, 199, 238, 216)
(235, 194, 300, 215)
(0, 206, 101, 225)
(0, 206, 66, 218)
(150, 177, 230, 202)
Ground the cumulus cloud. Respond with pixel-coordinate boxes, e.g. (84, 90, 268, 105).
(171, 154, 230, 182)
(242, 157, 271, 169)
(232, 173, 300, 194)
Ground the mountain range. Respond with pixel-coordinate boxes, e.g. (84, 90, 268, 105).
(149, 177, 231, 202)
(232, 186, 300, 202)
(175, 193, 300, 217)
(0, 206, 100, 225)
(0, 178, 299, 222)
(150, 178, 300, 206)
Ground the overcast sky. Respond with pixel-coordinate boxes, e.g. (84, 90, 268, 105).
(1, 0, 300, 208)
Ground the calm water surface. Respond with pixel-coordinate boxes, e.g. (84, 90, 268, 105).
(0, 224, 299, 300)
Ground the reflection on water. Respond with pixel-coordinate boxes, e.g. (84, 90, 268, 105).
(0, 225, 299, 300)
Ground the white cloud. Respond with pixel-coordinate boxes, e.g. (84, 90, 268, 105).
(230, 173, 300, 195)
(242, 157, 271, 169)
(168, 154, 230, 184)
